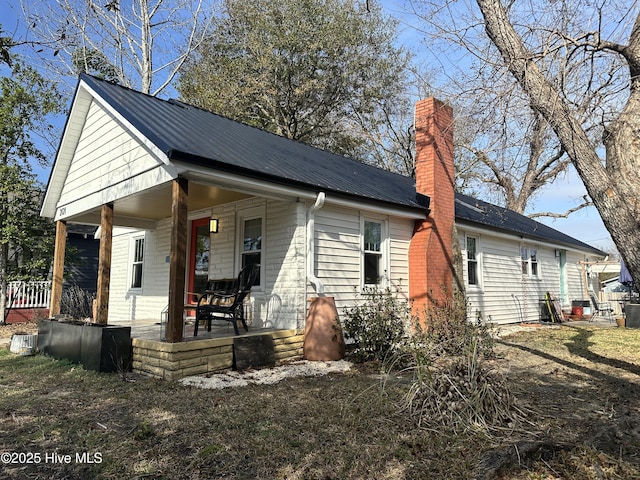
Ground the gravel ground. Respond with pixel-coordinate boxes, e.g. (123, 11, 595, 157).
(180, 359, 353, 389)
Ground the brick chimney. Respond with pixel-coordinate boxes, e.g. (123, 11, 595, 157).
(409, 98, 455, 317)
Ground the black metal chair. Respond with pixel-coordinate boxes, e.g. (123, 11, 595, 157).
(194, 264, 260, 336)
(589, 293, 613, 323)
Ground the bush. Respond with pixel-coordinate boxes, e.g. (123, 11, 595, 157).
(401, 338, 529, 437)
(342, 287, 411, 363)
(414, 289, 495, 359)
(60, 285, 95, 320)
(398, 290, 527, 437)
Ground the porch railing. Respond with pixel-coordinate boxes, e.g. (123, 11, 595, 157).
(6, 281, 52, 309)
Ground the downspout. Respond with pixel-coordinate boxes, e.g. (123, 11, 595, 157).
(307, 192, 326, 296)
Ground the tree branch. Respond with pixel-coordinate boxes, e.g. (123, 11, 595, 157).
(528, 195, 593, 219)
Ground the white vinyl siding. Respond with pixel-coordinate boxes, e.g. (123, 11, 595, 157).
(314, 206, 361, 312)
(459, 227, 592, 325)
(108, 198, 307, 330)
(312, 205, 411, 313)
(108, 222, 172, 326)
(57, 99, 172, 217)
(388, 217, 412, 293)
(205, 198, 307, 330)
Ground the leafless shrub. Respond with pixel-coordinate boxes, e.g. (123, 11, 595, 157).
(400, 339, 532, 438)
(60, 285, 94, 321)
(392, 290, 532, 438)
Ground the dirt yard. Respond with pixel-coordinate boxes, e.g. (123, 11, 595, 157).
(1, 320, 639, 479)
(486, 323, 640, 478)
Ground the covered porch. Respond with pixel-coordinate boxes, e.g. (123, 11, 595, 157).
(44, 171, 310, 377)
(131, 322, 304, 381)
(48, 176, 309, 324)
(41, 75, 397, 378)
(40, 76, 318, 348)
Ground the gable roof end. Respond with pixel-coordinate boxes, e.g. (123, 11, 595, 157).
(76, 74, 429, 214)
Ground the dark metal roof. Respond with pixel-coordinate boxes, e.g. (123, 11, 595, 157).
(79, 74, 603, 254)
(455, 192, 605, 255)
(80, 74, 429, 212)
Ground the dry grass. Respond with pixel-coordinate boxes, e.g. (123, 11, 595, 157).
(1, 322, 640, 479)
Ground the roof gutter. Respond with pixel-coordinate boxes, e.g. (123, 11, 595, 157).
(307, 192, 326, 295)
(171, 157, 427, 219)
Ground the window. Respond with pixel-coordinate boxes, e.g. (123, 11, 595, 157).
(521, 246, 539, 277)
(531, 248, 538, 276)
(131, 236, 144, 289)
(364, 220, 383, 285)
(466, 236, 478, 286)
(241, 217, 262, 286)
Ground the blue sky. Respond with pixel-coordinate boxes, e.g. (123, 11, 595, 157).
(1, 0, 613, 252)
(381, 0, 613, 252)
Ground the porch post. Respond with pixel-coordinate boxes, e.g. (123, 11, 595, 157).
(49, 220, 67, 317)
(95, 203, 114, 325)
(167, 177, 188, 343)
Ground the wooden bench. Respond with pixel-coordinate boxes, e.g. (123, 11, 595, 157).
(194, 265, 259, 336)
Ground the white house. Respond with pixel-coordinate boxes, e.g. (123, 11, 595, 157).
(454, 193, 605, 324)
(41, 74, 605, 341)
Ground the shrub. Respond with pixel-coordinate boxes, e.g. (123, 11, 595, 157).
(415, 289, 495, 359)
(342, 287, 411, 363)
(401, 337, 530, 437)
(60, 285, 95, 320)
(398, 290, 528, 437)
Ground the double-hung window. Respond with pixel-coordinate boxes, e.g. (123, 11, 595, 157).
(363, 220, 384, 286)
(130, 236, 144, 289)
(466, 236, 479, 286)
(521, 246, 539, 277)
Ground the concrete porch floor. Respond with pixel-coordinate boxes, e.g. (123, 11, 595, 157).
(131, 318, 287, 342)
(131, 317, 287, 342)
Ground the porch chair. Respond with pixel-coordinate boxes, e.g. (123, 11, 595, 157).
(589, 292, 614, 323)
(263, 294, 282, 328)
(194, 264, 260, 336)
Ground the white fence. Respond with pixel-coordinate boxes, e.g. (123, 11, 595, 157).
(6, 281, 52, 309)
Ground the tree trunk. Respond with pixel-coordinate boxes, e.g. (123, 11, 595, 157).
(476, 0, 640, 287)
(139, 0, 152, 94)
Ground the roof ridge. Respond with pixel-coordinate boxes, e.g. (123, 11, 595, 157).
(80, 73, 418, 184)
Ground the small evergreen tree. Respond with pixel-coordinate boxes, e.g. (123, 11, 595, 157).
(0, 54, 64, 322)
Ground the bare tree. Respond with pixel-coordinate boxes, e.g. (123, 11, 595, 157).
(408, 0, 607, 216)
(469, 0, 640, 284)
(454, 89, 573, 214)
(19, 0, 215, 96)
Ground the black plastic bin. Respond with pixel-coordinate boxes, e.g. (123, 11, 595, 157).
(625, 304, 640, 328)
(38, 319, 132, 373)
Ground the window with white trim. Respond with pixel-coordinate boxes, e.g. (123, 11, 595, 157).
(521, 245, 539, 277)
(130, 236, 144, 289)
(363, 219, 385, 286)
(466, 236, 479, 286)
(240, 216, 262, 287)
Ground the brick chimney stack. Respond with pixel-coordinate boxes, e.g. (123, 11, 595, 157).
(409, 98, 455, 317)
